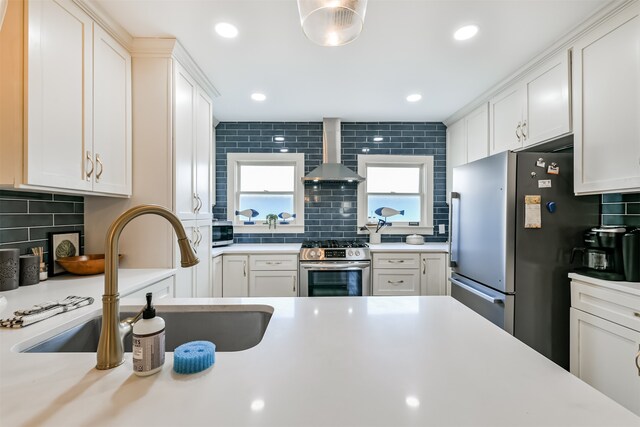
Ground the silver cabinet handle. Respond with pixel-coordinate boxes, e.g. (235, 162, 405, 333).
(193, 194, 202, 213)
(521, 120, 527, 140)
(243, 261, 247, 277)
(293, 276, 296, 293)
(266, 261, 282, 265)
(422, 258, 426, 275)
(190, 231, 198, 255)
(196, 228, 203, 247)
(387, 280, 405, 285)
(95, 154, 104, 182)
(449, 277, 503, 304)
(449, 192, 460, 267)
(196, 195, 203, 213)
(633, 312, 640, 318)
(636, 345, 640, 377)
(515, 122, 522, 142)
(389, 260, 405, 263)
(86, 151, 94, 180)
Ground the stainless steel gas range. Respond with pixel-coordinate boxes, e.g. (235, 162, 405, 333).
(299, 240, 371, 297)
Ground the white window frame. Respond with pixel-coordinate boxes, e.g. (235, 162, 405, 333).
(357, 155, 434, 235)
(227, 153, 305, 234)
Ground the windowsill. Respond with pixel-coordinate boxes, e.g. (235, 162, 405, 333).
(358, 226, 434, 236)
(232, 224, 305, 234)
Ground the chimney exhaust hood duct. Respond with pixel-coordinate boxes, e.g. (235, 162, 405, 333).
(303, 118, 365, 183)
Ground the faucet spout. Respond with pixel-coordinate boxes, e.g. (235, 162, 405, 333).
(96, 204, 199, 370)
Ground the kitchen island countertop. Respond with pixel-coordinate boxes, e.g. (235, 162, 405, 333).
(1, 273, 638, 426)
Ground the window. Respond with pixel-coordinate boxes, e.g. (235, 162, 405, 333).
(227, 153, 304, 233)
(357, 155, 434, 235)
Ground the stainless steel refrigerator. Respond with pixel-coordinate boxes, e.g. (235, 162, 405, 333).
(449, 151, 599, 369)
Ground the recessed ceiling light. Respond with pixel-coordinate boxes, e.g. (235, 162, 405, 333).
(454, 25, 479, 41)
(406, 94, 422, 102)
(280, 148, 289, 153)
(373, 136, 384, 142)
(251, 93, 266, 102)
(274, 136, 285, 142)
(214, 22, 238, 39)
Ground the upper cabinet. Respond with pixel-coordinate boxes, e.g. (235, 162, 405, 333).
(490, 51, 571, 155)
(0, 0, 132, 196)
(572, 2, 640, 195)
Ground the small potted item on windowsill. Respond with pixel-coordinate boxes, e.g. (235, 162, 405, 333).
(265, 214, 278, 230)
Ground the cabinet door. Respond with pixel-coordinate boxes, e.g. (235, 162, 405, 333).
(489, 85, 525, 155)
(249, 270, 297, 297)
(125, 276, 175, 300)
(211, 255, 223, 297)
(570, 308, 640, 416)
(446, 119, 466, 201)
(195, 89, 213, 219)
(373, 269, 420, 296)
(194, 224, 211, 297)
(92, 25, 131, 196)
(174, 62, 197, 220)
(420, 253, 447, 296)
(523, 51, 571, 147)
(573, 3, 640, 194)
(465, 103, 489, 163)
(222, 255, 249, 297)
(26, 0, 93, 191)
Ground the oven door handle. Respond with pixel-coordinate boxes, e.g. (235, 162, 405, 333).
(300, 262, 370, 270)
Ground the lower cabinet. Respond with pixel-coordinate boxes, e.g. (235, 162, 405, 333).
(372, 252, 447, 296)
(125, 276, 175, 300)
(211, 254, 223, 297)
(222, 255, 249, 297)
(570, 279, 640, 416)
(250, 270, 297, 297)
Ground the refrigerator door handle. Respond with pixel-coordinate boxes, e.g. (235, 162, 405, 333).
(449, 277, 504, 304)
(449, 192, 460, 267)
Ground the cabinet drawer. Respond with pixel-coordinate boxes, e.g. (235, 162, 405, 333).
(249, 271, 298, 297)
(571, 280, 640, 332)
(373, 253, 420, 269)
(373, 270, 420, 296)
(250, 254, 298, 271)
(125, 277, 174, 300)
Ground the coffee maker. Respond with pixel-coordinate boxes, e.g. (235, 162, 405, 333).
(571, 227, 627, 281)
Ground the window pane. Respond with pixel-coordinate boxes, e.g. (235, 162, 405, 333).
(367, 195, 421, 222)
(238, 194, 294, 221)
(367, 167, 420, 193)
(240, 165, 295, 192)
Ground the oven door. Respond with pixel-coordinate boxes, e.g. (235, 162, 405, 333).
(299, 261, 371, 297)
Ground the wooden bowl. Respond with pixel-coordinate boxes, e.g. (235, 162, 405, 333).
(56, 254, 123, 275)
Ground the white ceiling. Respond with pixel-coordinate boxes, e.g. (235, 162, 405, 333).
(94, 0, 609, 122)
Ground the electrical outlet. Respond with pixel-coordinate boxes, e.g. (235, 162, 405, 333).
(438, 224, 446, 234)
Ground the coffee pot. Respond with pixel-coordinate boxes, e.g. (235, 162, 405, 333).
(571, 227, 627, 281)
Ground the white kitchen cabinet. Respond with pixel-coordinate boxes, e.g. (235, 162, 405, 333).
(373, 253, 420, 270)
(490, 51, 570, 155)
(373, 269, 420, 296)
(465, 104, 489, 163)
(570, 278, 640, 416)
(125, 276, 175, 300)
(0, 0, 131, 196)
(211, 255, 223, 298)
(420, 253, 447, 296)
(92, 24, 132, 196)
(222, 255, 249, 298)
(446, 118, 466, 201)
(174, 222, 211, 297)
(250, 270, 298, 297)
(572, 2, 640, 194)
(175, 62, 213, 221)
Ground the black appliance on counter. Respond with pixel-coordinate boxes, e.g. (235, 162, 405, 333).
(571, 227, 627, 281)
(299, 240, 370, 297)
(212, 220, 234, 247)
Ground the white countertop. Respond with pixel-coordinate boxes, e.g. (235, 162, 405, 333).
(211, 242, 448, 257)
(1, 274, 638, 426)
(569, 272, 640, 297)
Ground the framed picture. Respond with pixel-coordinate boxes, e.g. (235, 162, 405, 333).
(48, 231, 81, 276)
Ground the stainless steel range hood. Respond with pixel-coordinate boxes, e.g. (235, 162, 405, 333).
(302, 118, 365, 183)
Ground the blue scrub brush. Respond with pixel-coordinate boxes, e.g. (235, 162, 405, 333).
(173, 341, 216, 374)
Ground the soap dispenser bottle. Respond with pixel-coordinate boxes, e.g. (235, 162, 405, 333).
(133, 293, 165, 376)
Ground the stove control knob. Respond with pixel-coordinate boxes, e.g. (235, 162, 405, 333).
(310, 250, 317, 258)
(355, 250, 361, 256)
(348, 250, 354, 257)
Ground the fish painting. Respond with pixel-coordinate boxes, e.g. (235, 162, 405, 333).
(235, 208, 259, 224)
(375, 207, 405, 218)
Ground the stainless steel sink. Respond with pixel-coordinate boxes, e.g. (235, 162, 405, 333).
(22, 305, 273, 353)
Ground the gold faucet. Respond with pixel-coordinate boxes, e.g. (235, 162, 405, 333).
(96, 204, 199, 370)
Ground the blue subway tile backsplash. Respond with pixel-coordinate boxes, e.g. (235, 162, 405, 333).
(213, 121, 449, 243)
(601, 193, 640, 228)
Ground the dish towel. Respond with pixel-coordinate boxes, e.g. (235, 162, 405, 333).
(0, 295, 94, 328)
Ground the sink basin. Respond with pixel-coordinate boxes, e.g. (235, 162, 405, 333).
(22, 305, 273, 353)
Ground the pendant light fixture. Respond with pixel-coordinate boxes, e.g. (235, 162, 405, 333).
(297, 0, 368, 47)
